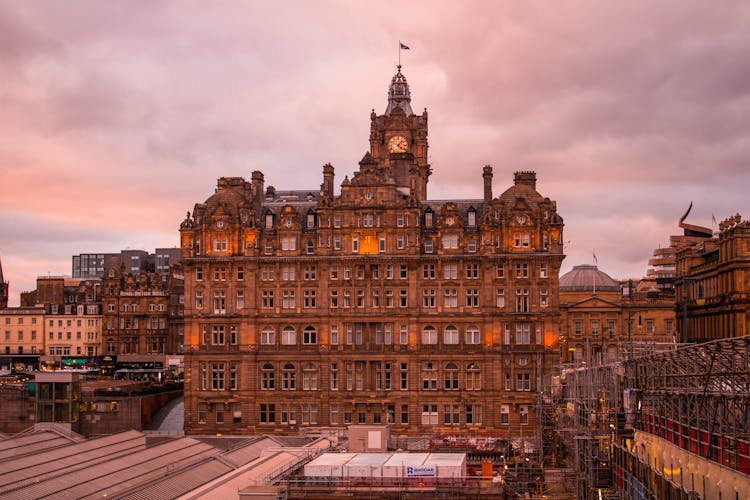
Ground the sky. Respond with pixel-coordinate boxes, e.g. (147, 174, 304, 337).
(2, 0, 749, 306)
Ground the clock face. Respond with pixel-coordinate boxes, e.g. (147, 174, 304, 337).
(216, 220, 225, 229)
(388, 135, 408, 153)
(516, 215, 527, 225)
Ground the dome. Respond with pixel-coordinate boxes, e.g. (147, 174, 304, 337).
(559, 265, 620, 292)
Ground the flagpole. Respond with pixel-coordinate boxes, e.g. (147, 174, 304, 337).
(398, 41, 401, 67)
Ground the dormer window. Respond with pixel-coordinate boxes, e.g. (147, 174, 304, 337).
(265, 212, 274, 229)
(467, 208, 476, 227)
(424, 210, 433, 227)
(306, 211, 315, 228)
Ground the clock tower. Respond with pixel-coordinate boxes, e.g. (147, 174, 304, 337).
(369, 65, 431, 201)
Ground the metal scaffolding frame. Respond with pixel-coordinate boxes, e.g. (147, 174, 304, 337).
(625, 335, 750, 474)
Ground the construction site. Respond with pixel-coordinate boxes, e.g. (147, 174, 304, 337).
(552, 336, 750, 499)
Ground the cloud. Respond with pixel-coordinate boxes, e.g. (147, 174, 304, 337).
(1, 0, 749, 305)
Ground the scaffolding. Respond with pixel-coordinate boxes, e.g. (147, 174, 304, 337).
(624, 335, 750, 475)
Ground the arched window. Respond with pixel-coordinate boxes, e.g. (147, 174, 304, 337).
(466, 326, 481, 345)
(261, 326, 275, 345)
(444, 362, 459, 390)
(421, 326, 437, 345)
(306, 240, 314, 254)
(303, 326, 317, 345)
(443, 325, 459, 344)
(282, 326, 296, 345)
(282, 363, 296, 390)
(261, 362, 275, 390)
(466, 363, 481, 391)
(302, 362, 318, 391)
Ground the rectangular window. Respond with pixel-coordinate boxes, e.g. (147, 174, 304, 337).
(520, 405, 529, 424)
(330, 362, 339, 390)
(443, 404, 460, 425)
(261, 290, 274, 308)
(195, 290, 203, 309)
(424, 239, 434, 253)
(444, 289, 457, 308)
(303, 289, 316, 308)
(540, 263, 548, 278)
(333, 235, 341, 250)
(591, 320, 599, 336)
(196, 267, 203, 281)
(400, 362, 408, 390)
(213, 267, 227, 281)
(496, 288, 505, 308)
(282, 290, 296, 309)
(516, 373, 531, 391)
(421, 404, 438, 425)
(401, 404, 409, 424)
(213, 237, 228, 252)
(399, 289, 407, 308)
(500, 405, 509, 424)
(515, 288, 529, 312)
(260, 403, 275, 423)
(540, 288, 548, 307)
(212, 326, 225, 345)
(443, 263, 457, 280)
(442, 234, 458, 249)
(422, 289, 436, 308)
(465, 289, 479, 307)
(400, 325, 408, 345)
(515, 263, 529, 278)
(281, 236, 296, 251)
(330, 325, 339, 345)
(515, 323, 531, 344)
(303, 266, 316, 280)
(236, 290, 245, 309)
(230, 362, 238, 390)
(466, 404, 481, 424)
(213, 290, 226, 314)
(352, 235, 359, 253)
(396, 234, 405, 249)
(465, 263, 479, 279)
(665, 319, 673, 336)
(211, 362, 225, 390)
(422, 264, 435, 279)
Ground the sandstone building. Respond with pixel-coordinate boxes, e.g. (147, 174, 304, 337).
(180, 67, 565, 439)
(559, 265, 676, 364)
(675, 213, 750, 341)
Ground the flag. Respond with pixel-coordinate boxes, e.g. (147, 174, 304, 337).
(400, 42, 410, 50)
(593, 253, 598, 266)
(712, 214, 717, 225)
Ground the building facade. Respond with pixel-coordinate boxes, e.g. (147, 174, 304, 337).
(0, 307, 44, 367)
(102, 265, 174, 356)
(559, 265, 676, 364)
(73, 248, 180, 280)
(675, 213, 750, 342)
(180, 67, 565, 438)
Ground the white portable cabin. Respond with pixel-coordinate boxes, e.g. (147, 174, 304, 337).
(342, 453, 393, 478)
(382, 452, 430, 478)
(303, 452, 356, 477)
(423, 453, 467, 478)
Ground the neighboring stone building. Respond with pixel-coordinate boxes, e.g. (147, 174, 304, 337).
(102, 263, 174, 357)
(559, 265, 676, 364)
(675, 213, 750, 342)
(180, 66, 565, 439)
(0, 306, 45, 368)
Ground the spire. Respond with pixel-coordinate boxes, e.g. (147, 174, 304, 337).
(385, 65, 413, 116)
